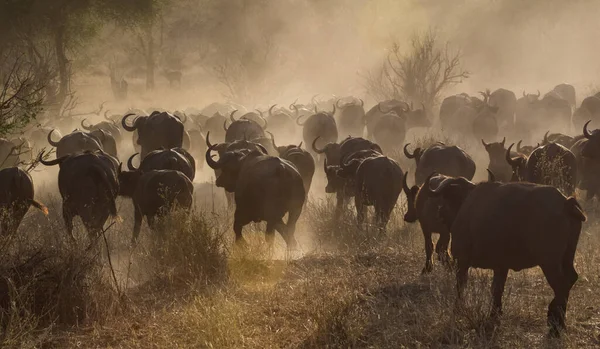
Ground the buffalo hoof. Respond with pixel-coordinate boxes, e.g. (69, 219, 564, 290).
(421, 263, 433, 274)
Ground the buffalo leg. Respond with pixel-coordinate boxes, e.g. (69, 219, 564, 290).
(275, 219, 297, 249)
(422, 230, 434, 273)
(233, 211, 247, 246)
(490, 268, 508, 317)
(132, 207, 143, 244)
(265, 221, 276, 245)
(436, 231, 451, 267)
(334, 191, 346, 221)
(541, 263, 569, 336)
(62, 206, 75, 240)
(456, 258, 469, 300)
(376, 204, 394, 236)
(355, 196, 366, 228)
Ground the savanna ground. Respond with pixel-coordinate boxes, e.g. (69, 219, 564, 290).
(3, 166, 600, 348)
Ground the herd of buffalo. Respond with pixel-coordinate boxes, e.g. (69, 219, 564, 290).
(2, 83, 600, 336)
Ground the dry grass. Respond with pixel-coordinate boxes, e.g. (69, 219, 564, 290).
(2, 185, 600, 348)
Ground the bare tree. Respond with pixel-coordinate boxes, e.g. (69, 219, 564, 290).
(364, 30, 469, 109)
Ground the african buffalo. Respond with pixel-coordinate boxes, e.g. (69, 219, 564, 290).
(127, 147, 196, 181)
(487, 88, 517, 129)
(403, 172, 451, 273)
(365, 99, 409, 139)
(403, 142, 475, 186)
(335, 97, 365, 137)
(573, 95, 600, 129)
(482, 137, 514, 182)
(297, 107, 338, 159)
(81, 117, 122, 144)
(346, 154, 403, 233)
(0, 167, 48, 235)
(506, 143, 577, 196)
(47, 130, 103, 158)
(119, 169, 193, 243)
(121, 111, 184, 158)
(206, 146, 305, 248)
(39, 150, 120, 239)
(430, 176, 585, 336)
(224, 110, 266, 143)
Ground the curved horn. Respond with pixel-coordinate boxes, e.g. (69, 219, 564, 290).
(205, 131, 214, 148)
(311, 94, 320, 105)
(336, 99, 343, 109)
(180, 112, 188, 123)
(268, 104, 277, 117)
(424, 172, 439, 195)
(331, 104, 336, 115)
(259, 114, 268, 129)
(255, 109, 264, 118)
(256, 143, 269, 155)
(481, 139, 489, 148)
(312, 136, 326, 154)
(536, 90, 540, 98)
(205, 144, 223, 170)
(501, 137, 506, 147)
(121, 113, 138, 132)
(403, 143, 415, 159)
(38, 151, 66, 166)
(298, 141, 303, 148)
(296, 114, 307, 126)
(402, 171, 410, 194)
(360, 99, 364, 107)
(505, 143, 519, 167)
(267, 131, 277, 150)
(47, 129, 60, 147)
(517, 140, 523, 153)
(104, 110, 111, 120)
(81, 118, 93, 130)
(544, 131, 550, 144)
(486, 169, 496, 182)
(584, 120, 592, 139)
(223, 120, 229, 131)
(127, 153, 139, 171)
(229, 110, 238, 123)
(289, 99, 298, 111)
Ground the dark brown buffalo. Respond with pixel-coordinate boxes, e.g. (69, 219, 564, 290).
(119, 169, 193, 243)
(347, 154, 403, 233)
(47, 129, 104, 158)
(430, 177, 585, 336)
(335, 97, 365, 137)
(541, 131, 577, 149)
(297, 107, 338, 159)
(81, 118, 122, 144)
(272, 137, 315, 195)
(404, 142, 475, 186)
(487, 88, 517, 129)
(224, 110, 266, 143)
(472, 93, 500, 142)
(0, 167, 48, 235)
(372, 112, 407, 153)
(482, 137, 515, 182)
(121, 111, 184, 158)
(206, 146, 305, 248)
(365, 99, 409, 139)
(506, 142, 577, 195)
(552, 83, 576, 108)
(203, 112, 227, 143)
(573, 95, 600, 129)
(127, 147, 196, 181)
(403, 172, 450, 273)
(39, 150, 120, 239)
(88, 129, 118, 158)
(570, 121, 600, 199)
(266, 104, 295, 136)
(313, 136, 382, 168)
